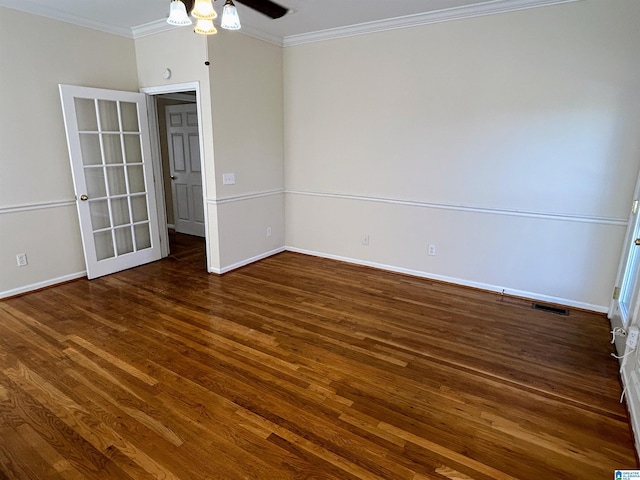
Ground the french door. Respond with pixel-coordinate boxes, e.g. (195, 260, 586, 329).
(612, 196, 640, 327)
(59, 85, 162, 279)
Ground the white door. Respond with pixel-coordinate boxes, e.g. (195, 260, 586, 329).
(610, 171, 640, 353)
(166, 104, 205, 237)
(59, 85, 162, 279)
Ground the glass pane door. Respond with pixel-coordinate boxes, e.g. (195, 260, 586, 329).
(619, 218, 640, 326)
(74, 99, 152, 261)
(60, 85, 161, 279)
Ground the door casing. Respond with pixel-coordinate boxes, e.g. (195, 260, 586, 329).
(141, 82, 211, 270)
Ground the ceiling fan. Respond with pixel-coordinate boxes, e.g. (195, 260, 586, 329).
(168, 0, 288, 34)
(201, 0, 288, 19)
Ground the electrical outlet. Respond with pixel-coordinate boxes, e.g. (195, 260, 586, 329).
(222, 173, 235, 185)
(428, 245, 436, 256)
(362, 234, 370, 246)
(266, 227, 272, 237)
(628, 326, 639, 350)
(16, 253, 28, 267)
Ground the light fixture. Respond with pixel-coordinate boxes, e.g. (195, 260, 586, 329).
(191, 0, 217, 20)
(221, 0, 241, 30)
(194, 18, 218, 35)
(167, 0, 192, 26)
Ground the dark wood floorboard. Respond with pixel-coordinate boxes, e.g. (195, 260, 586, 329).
(0, 232, 636, 479)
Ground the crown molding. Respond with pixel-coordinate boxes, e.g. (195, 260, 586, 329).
(234, 25, 283, 47)
(131, 19, 175, 39)
(283, 0, 583, 47)
(0, 0, 133, 38)
(1, 0, 582, 46)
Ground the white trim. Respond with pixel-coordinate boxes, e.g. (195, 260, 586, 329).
(2, 0, 581, 47)
(621, 367, 640, 459)
(0, 200, 75, 214)
(131, 19, 175, 39)
(233, 25, 283, 47)
(141, 83, 200, 96)
(145, 94, 170, 259)
(207, 189, 284, 206)
(211, 247, 286, 274)
(608, 174, 640, 322)
(167, 224, 176, 230)
(160, 93, 197, 103)
(285, 190, 627, 227)
(131, 18, 283, 46)
(0, 271, 86, 300)
(283, 0, 583, 47)
(0, 1, 133, 38)
(141, 82, 212, 273)
(285, 246, 608, 313)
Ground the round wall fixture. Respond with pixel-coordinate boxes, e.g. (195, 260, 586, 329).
(162, 68, 172, 80)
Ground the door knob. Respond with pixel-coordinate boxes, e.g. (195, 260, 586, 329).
(635, 238, 640, 246)
(80, 194, 88, 201)
(170, 175, 177, 180)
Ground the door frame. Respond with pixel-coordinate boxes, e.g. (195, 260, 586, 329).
(609, 168, 640, 353)
(141, 82, 210, 268)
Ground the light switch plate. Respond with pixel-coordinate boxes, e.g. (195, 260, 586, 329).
(222, 173, 235, 185)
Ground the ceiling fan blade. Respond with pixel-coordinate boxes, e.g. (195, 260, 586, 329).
(182, 0, 194, 12)
(236, 0, 288, 19)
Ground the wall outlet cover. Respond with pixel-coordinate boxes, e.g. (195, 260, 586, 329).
(16, 253, 28, 267)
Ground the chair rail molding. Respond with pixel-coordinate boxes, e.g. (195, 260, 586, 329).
(285, 189, 626, 226)
(0, 199, 76, 215)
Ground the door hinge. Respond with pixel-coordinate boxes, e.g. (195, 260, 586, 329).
(633, 199, 639, 215)
(613, 287, 621, 300)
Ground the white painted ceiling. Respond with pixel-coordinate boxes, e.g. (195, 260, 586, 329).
(0, 0, 541, 41)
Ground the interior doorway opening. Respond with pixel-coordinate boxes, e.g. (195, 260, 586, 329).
(156, 91, 206, 263)
(155, 93, 205, 238)
(141, 83, 210, 272)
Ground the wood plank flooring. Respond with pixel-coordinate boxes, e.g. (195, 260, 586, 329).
(0, 232, 636, 479)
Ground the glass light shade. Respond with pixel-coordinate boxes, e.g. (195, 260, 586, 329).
(191, 0, 217, 20)
(167, 0, 192, 26)
(194, 18, 218, 35)
(221, 0, 241, 30)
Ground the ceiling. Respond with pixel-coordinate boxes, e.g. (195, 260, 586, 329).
(0, 0, 572, 43)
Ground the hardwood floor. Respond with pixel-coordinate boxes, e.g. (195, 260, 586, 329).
(0, 232, 636, 479)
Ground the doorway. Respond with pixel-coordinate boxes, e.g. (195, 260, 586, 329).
(156, 95, 205, 237)
(141, 83, 209, 271)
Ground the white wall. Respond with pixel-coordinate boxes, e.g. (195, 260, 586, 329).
(3, 1, 639, 310)
(207, 31, 284, 270)
(0, 7, 139, 297)
(283, 0, 640, 311)
(135, 27, 221, 269)
(135, 28, 284, 272)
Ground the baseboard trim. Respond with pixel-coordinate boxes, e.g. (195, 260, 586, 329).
(209, 247, 286, 275)
(0, 271, 86, 300)
(285, 246, 608, 313)
(1, 247, 607, 313)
